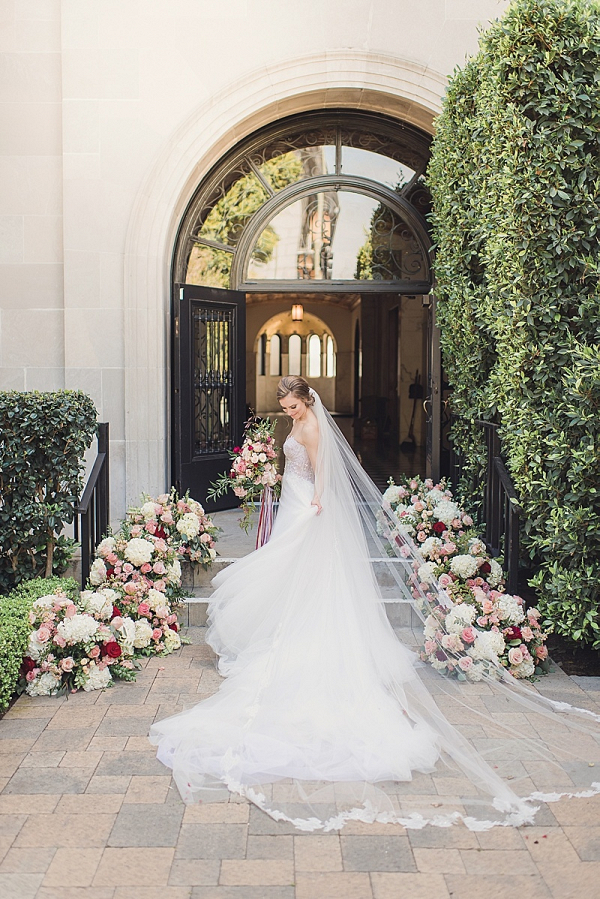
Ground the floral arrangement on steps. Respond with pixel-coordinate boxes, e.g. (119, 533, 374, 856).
(19, 490, 219, 697)
(383, 476, 549, 682)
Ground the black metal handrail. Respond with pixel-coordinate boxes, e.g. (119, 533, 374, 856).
(447, 414, 523, 594)
(74, 422, 110, 588)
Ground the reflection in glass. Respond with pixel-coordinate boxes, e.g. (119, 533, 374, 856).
(326, 336, 335, 378)
(339, 147, 414, 188)
(288, 334, 302, 376)
(247, 191, 425, 282)
(307, 334, 321, 378)
(258, 333, 267, 376)
(186, 244, 232, 288)
(269, 334, 281, 377)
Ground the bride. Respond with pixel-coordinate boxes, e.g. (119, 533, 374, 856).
(150, 376, 600, 831)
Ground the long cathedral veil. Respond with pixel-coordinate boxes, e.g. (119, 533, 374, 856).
(150, 388, 600, 832)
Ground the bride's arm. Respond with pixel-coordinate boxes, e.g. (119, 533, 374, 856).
(302, 423, 322, 514)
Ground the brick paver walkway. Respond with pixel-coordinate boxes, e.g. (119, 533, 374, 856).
(1, 629, 600, 899)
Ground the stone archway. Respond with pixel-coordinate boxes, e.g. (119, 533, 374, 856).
(123, 51, 446, 503)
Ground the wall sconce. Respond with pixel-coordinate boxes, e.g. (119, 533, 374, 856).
(291, 304, 304, 321)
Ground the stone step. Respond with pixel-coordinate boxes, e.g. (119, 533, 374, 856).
(177, 595, 423, 629)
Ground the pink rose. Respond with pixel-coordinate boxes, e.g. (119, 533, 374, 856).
(167, 613, 178, 625)
(458, 657, 473, 671)
(536, 645, 548, 660)
(417, 532, 426, 542)
(106, 552, 119, 565)
(65, 604, 77, 618)
(61, 657, 75, 671)
(88, 646, 101, 659)
(424, 640, 437, 654)
(200, 533, 211, 544)
(476, 616, 488, 627)
(399, 545, 411, 558)
(154, 539, 168, 553)
(26, 671, 38, 682)
(161, 511, 174, 525)
(112, 616, 123, 629)
(482, 599, 494, 615)
(152, 628, 163, 641)
(141, 563, 152, 574)
(130, 525, 143, 537)
(520, 626, 534, 642)
(28, 611, 36, 625)
(413, 501, 424, 512)
(409, 480, 418, 490)
(461, 627, 476, 644)
(463, 515, 473, 527)
(53, 634, 66, 648)
(153, 561, 166, 575)
(438, 573, 452, 588)
(508, 647, 524, 666)
(145, 521, 157, 534)
(125, 582, 138, 595)
(137, 602, 151, 617)
(37, 626, 52, 643)
(528, 608, 541, 620)
(123, 563, 134, 575)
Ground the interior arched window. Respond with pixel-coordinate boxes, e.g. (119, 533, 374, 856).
(326, 335, 335, 378)
(307, 334, 321, 378)
(288, 334, 302, 376)
(258, 333, 267, 376)
(269, 334, 281, 377)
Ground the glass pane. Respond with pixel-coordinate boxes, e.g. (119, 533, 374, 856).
(339, 127, 424, 174)
(288, 334, 301, 376)
(339, 147, 414, 189)
(249, 127, 337, 190)
(269, 334, 281, 377)
(186, 244, 232, 288)
(326, 336, 335, 378)
(198, 170, 268, 248)
(247, 190, 426, 281)
(193, 307, 234, 454)
(307, 334, 321, 378)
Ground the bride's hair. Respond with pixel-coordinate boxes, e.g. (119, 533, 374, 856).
(276, 376, 315, 407)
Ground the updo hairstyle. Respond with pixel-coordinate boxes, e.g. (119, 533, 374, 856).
(276, 376, 315, 407)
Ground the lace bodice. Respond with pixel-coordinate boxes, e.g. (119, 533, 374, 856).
(283, 435, 315, 483)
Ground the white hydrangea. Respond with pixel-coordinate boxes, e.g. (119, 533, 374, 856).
(433, 500, 460, 527)
(27, 634, 46, 661)
(57, 614, 99, 645)
(83, 589, 114, 620)
(417, 562, 438, 584)
(96, 536, 116, 556)
(176, 512, 200, 539)
(420, 536, 442, 559)
(383, 485, 404, 504)
(163, 628, 181, 653)
(497, 594, 525, 625)
(466, 662, 486, 682)
(82, 664, 112, 692)
(189, 499, 204, 516)
(124, 537, 154, 567)
(468, 630, 505, 662)
(423, 614, 440, 639)
(89, 558, 108, 586)
(449, 554, 480, 580)
(209, 548, 217, 560)
(32, 594, 59, 613)
(487, 559, 504, 587)
(468, 539, 487, 556)
(511, 658, 535, 679)
(133, 618, 153, 648)
(146, 588, 168, 611)
(140, 501, 158, 520)
(445, 604, 476, 634)
(426, 488, 446, 505)
(26, 672, 62, 696)
(166, 559, 182, 585)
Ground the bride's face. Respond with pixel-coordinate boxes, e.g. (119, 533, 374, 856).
(279, 393, 307, 421)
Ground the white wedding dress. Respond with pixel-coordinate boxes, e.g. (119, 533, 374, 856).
(150, 392, 600, 831)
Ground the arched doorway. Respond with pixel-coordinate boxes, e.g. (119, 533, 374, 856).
(171, 110, 436, 504)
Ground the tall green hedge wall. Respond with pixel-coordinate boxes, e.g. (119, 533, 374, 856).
(428, 0, 600, 645)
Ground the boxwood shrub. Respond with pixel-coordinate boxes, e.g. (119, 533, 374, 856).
(0, 577, 79, 711)
(428, 0, 600, 644)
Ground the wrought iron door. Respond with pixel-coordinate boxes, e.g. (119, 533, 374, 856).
(173, 284, 246, 510)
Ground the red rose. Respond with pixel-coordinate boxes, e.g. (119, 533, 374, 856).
(480, 561, 492, 574)
(170, 623, 179, 633)
(22, 656, 36, 673)
(233, 447, 241, 453)
(504, 626, 522, 641)
(155, 526, 167, 540)
(101, 641, 122, 659)
(433, 521, 446, 534)
(111, 605, 122, 619)
(106, 567, 115, 577)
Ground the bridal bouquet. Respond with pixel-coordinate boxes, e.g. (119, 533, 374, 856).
(208, 415, 282, 532)
(384, 476, 549, 681)
(21, 585, 138, 696)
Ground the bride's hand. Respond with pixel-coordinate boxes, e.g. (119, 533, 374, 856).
(311, 494, 322, 515)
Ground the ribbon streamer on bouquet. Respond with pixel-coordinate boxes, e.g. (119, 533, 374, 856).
(255, 486, 275, 549)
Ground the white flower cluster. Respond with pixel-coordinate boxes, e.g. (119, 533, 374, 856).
(417, 562, 438, 584)
(166, 559, 182, 584)
(382, 484, 405, 504)
(449, 554, 480, 579)
(133, 619, 153, 648)
(141, 500, 159, 520)
(426, 488, 446, 505)
(468, 630, 506, 661)
(96, 536, 116, 556)
(420, 537, 442, 559)
(163, 629, 181, 652)
(57, 614, 99, 645)
(114, 617, 136, 655)
(176, 512, 200, 539)
(89, 558, 108, 586)
(26, 672, 62, 696)
(433, 500, 460, 527)
(32, 594, 59, 613)
(81, 588, 115, 619)
(82, 664, 112, 693)
(497, 594, 525, 625)
(124, 537, 154, 567)
(487, 558, 504, 587)
(511, 658, 535, 679)
(445, 604, 476, 634)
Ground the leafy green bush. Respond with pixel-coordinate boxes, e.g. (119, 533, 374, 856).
(0, 391, 97, 593)
(0, 576, 78, 710)
(428, 0, 600, 644)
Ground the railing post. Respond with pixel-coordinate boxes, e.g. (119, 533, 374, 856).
(74, 422, 110, 590)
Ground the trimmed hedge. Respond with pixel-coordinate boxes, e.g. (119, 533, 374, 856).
(428, 0, 600, 644)
(0, 391, 97, 593)
(0, 577, 78, 711)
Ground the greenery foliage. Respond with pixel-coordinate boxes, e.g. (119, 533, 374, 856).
(0, 391, 97, 594)
(428, 0, 600, 645)
(0, 576, 78, 710)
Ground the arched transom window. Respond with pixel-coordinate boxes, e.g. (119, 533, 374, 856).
(174, 111, 432, 293)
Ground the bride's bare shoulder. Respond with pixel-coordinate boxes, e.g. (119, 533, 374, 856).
(300, 414, 319, 447)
